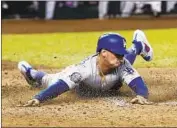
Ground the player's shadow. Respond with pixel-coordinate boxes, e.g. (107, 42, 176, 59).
(74, 84, 133, 98)
(42, 84, 133, 106)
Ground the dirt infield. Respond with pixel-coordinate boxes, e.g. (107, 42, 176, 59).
(2, 18, 177, 127)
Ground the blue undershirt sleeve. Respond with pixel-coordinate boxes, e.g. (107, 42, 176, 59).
(128, 77, 149, 98)
(34, 79, 69, 102)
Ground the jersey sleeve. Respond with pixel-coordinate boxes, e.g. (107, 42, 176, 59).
(58, 59, 90, 89)
(120, 59, 140, 85)
(120, 59, 149, 97)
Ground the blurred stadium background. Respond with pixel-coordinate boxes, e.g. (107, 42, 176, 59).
(2, 1, 177, 20)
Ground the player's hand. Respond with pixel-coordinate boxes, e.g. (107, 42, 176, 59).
(130, 95, 153, 105)
(17, 99, 40, 107)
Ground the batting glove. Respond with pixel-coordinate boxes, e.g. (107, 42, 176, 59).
(17, 99, 40, 107)
(131, 95, 153, 105)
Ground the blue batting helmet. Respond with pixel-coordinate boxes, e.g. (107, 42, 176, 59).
(96, 33, 128, 55)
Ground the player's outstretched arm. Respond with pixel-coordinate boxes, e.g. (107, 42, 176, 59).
(128, 77, 153, 105)
(18, 79, 70, 107)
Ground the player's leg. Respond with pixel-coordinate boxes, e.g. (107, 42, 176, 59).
(18, 61, 46, 88)
(125, 29, 153, 65)
(18, 61, 70, 103)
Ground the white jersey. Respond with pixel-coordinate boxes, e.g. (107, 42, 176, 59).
(42, 54, 140, 91)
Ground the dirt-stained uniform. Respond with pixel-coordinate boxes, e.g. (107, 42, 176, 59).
(42, 54, 139, 91)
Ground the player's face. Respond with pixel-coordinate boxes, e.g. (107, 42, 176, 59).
(102, 50, 124, 68)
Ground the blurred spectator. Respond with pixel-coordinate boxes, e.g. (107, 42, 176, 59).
(2, 1, 177, 20)
(45, 1, 56, 20)
(121, 1, 162, 17)
(142, 2, 162, 16)
(98, 0, 109, 19)
(98, 1, 163, 19)
(166, 1, 177, 13)
(121, 1, 135, 17)
(98, 1, 121, 19)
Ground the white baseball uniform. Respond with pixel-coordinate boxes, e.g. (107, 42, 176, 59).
(41, 54, 140, 91)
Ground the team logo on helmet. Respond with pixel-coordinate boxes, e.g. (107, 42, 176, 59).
(123, 39, 126, 48)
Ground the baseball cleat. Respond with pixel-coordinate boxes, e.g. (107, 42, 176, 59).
(133, 29, 153, 61)
(18, 61, 39, 87)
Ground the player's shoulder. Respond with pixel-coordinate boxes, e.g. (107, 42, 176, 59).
(78, 53, 98, 65)
(72, 54, 97, 78)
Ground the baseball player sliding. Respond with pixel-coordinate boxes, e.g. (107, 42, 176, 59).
(18, 29, 153, 107)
